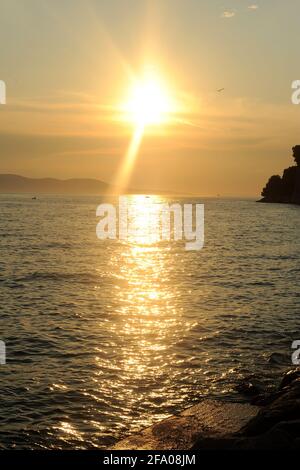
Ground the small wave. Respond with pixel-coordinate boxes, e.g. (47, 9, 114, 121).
(16, 271, 100, 284)
(248, 281, 275, 287)
(40, 242, 73, 249)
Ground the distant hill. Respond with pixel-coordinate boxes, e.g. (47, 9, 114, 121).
(0, 174, 180, 196)
(0, 174, 118, 195)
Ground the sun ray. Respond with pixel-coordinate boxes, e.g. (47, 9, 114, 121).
(113, 124, 144, 191)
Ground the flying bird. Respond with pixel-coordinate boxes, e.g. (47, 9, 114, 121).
(217, 88, 225, 93)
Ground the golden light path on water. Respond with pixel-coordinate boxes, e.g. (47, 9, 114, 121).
(93, 196, 193, 433)
(51, 196, 198, 446)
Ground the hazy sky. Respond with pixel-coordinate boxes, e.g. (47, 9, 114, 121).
(1, 0, 300, 195)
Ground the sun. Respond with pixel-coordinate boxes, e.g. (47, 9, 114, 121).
(122, 72, 173, 128)
(114, 69, 177, 191)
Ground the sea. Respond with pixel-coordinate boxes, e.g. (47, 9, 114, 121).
(0, 194, 299, 449)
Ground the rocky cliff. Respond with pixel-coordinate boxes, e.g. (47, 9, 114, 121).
(260, 146, 300, 205)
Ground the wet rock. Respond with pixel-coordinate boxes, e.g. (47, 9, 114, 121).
(268, 352, 287, 365)
(235, 381, 262, 398)
(114, 368, 300, 450)
(113, 400, 259, 450)
(279, 368, 300, 390)
(234, 375, 269, 405)
(194, 368, 300, 449)
(241, 398, 300, 437)
(194, 427, 293, 450)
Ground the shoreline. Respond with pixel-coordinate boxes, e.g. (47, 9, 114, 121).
(258, 198, 300, 206)
(113, 368, 300, 450)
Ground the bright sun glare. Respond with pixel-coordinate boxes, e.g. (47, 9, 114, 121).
(115, 69, 177, 191)
(123, 73, 173, 128)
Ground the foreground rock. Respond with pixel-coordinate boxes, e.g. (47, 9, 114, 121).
(114, 369, 300, 450)
(193, 368, 300, 450)
(114, 401, 259, 450)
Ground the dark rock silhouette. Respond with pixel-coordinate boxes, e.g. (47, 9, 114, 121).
(192, 368, 300, 450)
(259, 146, 300, 205)
(293, 145, 300, 166)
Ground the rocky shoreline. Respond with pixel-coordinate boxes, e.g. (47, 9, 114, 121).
(194, 368, 300, 449)
(114, 368, 300, 450)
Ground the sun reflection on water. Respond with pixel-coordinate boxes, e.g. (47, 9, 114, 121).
(126, 195, 163, 245)
(98, 195, 187, 427)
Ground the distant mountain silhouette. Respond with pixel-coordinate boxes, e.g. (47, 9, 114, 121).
(0, 174, 179, 196)
(0, 174, 116, 195)
(259, 146, 300, 205)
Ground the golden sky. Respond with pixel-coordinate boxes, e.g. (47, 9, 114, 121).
(1, 0, 300, 196)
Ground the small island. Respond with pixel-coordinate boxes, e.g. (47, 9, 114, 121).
(259, 146, 300, 205)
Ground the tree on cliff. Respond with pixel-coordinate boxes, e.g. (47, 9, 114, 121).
(282, 166, 297, 198)
(261, 175, 283, 201)
(292, 146, 300, 166)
